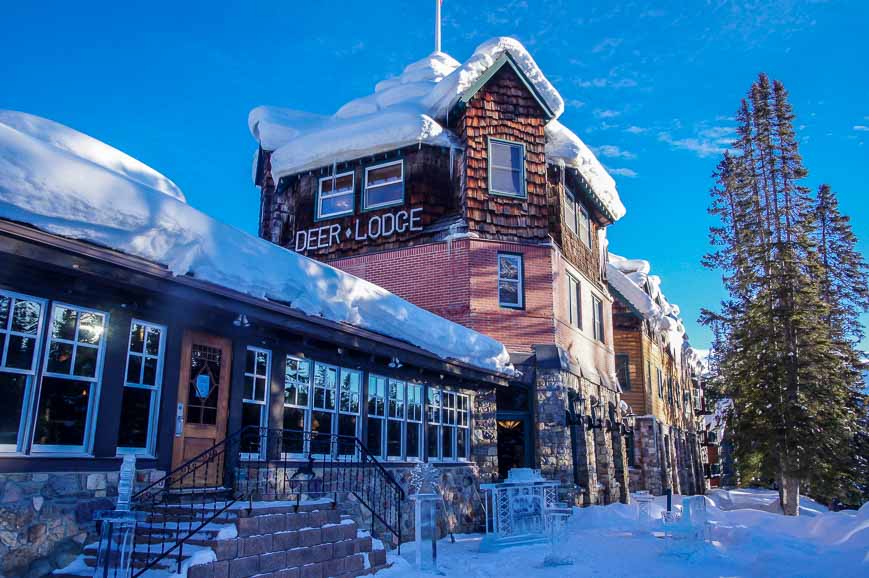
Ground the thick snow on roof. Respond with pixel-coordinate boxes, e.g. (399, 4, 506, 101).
(608, 252, 691, 363)
(251, 37, 624, 222)
(0, 110, 185, 203)
(423, 36, 564, 120)
(0, 113, 513, 375)
(545, 120, 626, 220)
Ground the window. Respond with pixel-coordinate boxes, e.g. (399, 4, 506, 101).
(317, 171, 355, 219)
(657, 367, 664, 399)
(566, 273, 581, 329)
(282, 358, 360, 456)
(498, 254, 523, 308)
(426, 387, 470, 461)
(241, 347, 271, 457)
(33, 303, 108, 453)
(488, 139, 525, 197)
(564, 188, 592, 248)
(592, 295, 605, 343)
(283, 356, 311, 454)
(367, 375, 386, 457)
(367, 377, 424, 461)
(363, 160, 404, 210)
(117, 320, 166, 455)
(0, 291, 46, 453)
(616, 354, 630, 392)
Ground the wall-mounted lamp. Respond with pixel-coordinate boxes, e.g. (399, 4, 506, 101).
(388, 357, 403, 369)
(233, 314, 251, 328)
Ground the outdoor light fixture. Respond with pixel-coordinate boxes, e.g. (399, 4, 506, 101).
(233, 313, 251, 328)
(588, 398, 603, 430)
(388, 356, 403, 369)
(567, 390, 585, 426)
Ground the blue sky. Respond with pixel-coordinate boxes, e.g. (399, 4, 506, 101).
(3, 0, 867, 352)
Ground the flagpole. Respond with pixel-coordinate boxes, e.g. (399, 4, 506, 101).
(435, 0, 442, 53)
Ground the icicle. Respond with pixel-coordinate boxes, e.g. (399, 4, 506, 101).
(449, 146, 456, 181)
(331, 161, 337, 190)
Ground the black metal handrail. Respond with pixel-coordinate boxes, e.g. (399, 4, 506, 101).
(235, 427, 405, 545)
(128, 429, 245, 577)
(100, 426, 404, 577)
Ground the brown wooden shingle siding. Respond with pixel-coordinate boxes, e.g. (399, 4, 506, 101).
(263, 145, 461, 259)
(457, 65, 550, 241)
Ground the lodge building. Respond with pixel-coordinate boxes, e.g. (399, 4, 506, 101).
(251, 38, 643, 506)
(0, 36, 709, 578)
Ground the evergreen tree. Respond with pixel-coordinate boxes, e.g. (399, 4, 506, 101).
(702, 74, 866, 515)
(811, 184, 869, 505)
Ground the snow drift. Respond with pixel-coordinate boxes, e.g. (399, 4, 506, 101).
(0, 110, 514, 375)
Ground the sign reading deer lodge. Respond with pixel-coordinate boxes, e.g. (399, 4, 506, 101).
(294, 207, 424, 252)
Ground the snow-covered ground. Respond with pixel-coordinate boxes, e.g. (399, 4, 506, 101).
(383, 489, 868, 578)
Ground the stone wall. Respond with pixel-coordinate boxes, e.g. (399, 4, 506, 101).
(0, 468, 162, 578)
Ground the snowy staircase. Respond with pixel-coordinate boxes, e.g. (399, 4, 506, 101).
(54, 501, 390, 578)
(53, 490, 241, 577)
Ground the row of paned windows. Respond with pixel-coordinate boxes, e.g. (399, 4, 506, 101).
(0, 288, 473, 462)
(243, 353, 472, 462)
(316, 160, 405, 220)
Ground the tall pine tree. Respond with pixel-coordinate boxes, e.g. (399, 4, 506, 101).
(702, 74, 866, 514)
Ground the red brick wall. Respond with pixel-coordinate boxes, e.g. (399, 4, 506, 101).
(328, 239, 557, 352)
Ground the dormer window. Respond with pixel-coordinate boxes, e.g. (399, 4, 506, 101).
(364, 160, 404, 210)
(488, 138, 526, 198)
(317, 172, 355, 220)
(564, 188, 592, 248)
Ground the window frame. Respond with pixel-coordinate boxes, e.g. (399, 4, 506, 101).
(657, 367, 664, 399)
(497, 253, 524, 309)
(566, 272, 582, 329)
(282, 355, 312, 457)
(116, 319, 167, 456)
(591, 294, 605, 343)
(31, 302, 109, 455)
(363, 160, 405, 211)
(616, 354, 631, 392)
(487, 138, 527, 198)
(0, 289, 47, 454)
(425, 386, 470, 463)
(240, 346, 272, 460)
(316, 170, 355, 221)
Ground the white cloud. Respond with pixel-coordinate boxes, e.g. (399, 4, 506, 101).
(658, 132, 727, 158)
(591, 37, 623, 54)
(608, 167, 638, 178)
(594, 109, 621, 119)
(854, 125, 869, 132)
(625, 126, 647, 134)
(565, 99, 586, 109)
(657, 124, 736, 158)
(593, 145, 636, 159)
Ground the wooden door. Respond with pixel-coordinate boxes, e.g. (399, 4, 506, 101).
(171, 331, 232, 487)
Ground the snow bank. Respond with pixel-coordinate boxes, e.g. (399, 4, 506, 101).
(0, 110, 184, 202)
(252, 37, 625, 222)
(0, 114, 514, 375)
(381, 491, 868, 578)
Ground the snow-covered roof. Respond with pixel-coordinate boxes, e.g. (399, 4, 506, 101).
(0, 111, 514, 376)
(0, 110, 185, 202)
(607, 252, 692, 364)
(250, 37, 624, 222)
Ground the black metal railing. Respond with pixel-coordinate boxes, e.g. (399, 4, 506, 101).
(127, 430, 244, 577)
(97, 426, 404, 577)
(235, 427, 405, 544)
